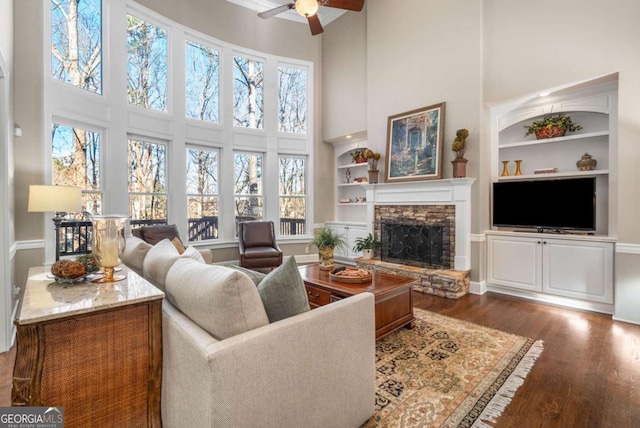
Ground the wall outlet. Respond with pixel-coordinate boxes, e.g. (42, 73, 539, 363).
(13, 285, 21, 297)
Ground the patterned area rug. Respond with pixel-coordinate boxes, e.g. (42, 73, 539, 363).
(363, 308, 543, 428)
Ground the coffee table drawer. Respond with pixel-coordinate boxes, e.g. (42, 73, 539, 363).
(305, 284, 331, 307)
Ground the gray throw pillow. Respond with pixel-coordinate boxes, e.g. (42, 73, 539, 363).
(219, 263, 267, 286)
(257, 256, 310, 322)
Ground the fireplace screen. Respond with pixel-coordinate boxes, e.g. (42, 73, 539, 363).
(381, 221, 446, 268)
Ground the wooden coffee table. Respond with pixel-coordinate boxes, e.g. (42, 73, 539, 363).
(298, 264, 416, 339)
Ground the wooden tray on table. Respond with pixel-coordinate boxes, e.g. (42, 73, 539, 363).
(329, 268, 372, 283)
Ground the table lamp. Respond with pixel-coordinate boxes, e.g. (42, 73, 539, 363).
(28, 185, 82, 261)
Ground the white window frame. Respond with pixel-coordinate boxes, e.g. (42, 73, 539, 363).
(185, 143, 220, 242)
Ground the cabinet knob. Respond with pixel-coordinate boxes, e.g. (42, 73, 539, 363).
(543, 241, 547, 244)
(537, 241, 541, 244)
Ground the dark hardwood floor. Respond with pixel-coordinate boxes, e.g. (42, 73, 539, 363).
(1, 291, 638, 427)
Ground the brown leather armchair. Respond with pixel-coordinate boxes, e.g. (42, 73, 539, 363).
(238, 221, 283, 270)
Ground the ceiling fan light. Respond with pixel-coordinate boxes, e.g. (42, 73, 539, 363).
(296, 0, 319, 17)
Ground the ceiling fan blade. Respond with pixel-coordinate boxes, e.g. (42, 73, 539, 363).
(307, 14, 324, 35)
(258, 3, 295, 19)
(321, 0, 364, 12)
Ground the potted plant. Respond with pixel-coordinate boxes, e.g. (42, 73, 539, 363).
(350, 149, 367, 164)
(451, 128, 470, 178)
(364, 149, 381, 183)
(308, 227, 347, 270)
(524, 114, 583, 139)
(352, 233, 381, 259)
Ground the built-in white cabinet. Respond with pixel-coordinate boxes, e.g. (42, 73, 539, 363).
(487, 233, 614, 306)
(332, 140, 369, 223)
(326, 221, 369, 260)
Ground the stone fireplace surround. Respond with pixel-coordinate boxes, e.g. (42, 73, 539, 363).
(358, 179, 475, 299)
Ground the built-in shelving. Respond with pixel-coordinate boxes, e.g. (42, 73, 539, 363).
(497, 169, 609, 181)
(499, 130, 609, 149)
(337, 163, 368, 170)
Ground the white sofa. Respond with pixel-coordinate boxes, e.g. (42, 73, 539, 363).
(123, 236, 376, 428)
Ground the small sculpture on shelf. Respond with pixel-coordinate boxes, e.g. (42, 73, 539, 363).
(451, 128, 470, 178)
(345, 168, 351, 183)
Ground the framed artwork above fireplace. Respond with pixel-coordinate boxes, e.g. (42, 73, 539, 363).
(385, 102, 445, 183)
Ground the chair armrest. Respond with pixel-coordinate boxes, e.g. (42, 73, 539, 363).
(162, 293, 376, 428)
(198, 248, 213, 264)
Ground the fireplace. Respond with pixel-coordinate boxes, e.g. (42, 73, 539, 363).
(375, 205, 455, 270)
(381, 220, 448, 268)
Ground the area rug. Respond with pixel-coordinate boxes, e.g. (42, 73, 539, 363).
(362, 308, 543, 428)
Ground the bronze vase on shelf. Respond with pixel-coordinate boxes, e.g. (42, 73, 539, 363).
(501, 161, 510, 176)
(514, 160, 523, 176)
(368, 169, 379, 184)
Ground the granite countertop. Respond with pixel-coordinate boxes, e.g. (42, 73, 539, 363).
(16, 266, 164, 325)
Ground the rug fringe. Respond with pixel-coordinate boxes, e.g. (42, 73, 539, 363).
(472, 340, 544, 428)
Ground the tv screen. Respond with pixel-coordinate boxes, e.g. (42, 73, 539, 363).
(492, 177, 596, 231)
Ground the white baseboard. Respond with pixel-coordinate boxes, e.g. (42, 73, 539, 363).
(615, 243, 640, 254)
(612, 316, 640, 326)
(469, 280, 487, 295)
(486, 285, 614, 315)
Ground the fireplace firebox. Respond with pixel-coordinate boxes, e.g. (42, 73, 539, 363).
(380, 220, 450, 269)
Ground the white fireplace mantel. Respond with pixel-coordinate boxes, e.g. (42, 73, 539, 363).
(361, 178, 476, 271)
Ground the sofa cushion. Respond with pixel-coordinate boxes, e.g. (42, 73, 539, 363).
(136, 224, 181, 245)
(165, 259, 269, 340)
(257, 256, 310, 323)
(171, 237, 186, 254)
(142, 239, 181, 291)
(123, 236, 152, 277)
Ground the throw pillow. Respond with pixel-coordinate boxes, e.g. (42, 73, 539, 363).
(257, 256, 310, 323)
(171, 237, 186, 254)
(122, 236, 152, 277)
(138, 224, 181, 245)
(165, 258, 269, 340)
(182, 246, 205, 263)
(142, 238, 181, 292)
(219, 263, 266, 286)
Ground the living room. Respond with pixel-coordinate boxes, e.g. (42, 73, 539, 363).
(1, 0, 639, 426)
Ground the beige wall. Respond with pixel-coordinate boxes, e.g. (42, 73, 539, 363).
(322, 9, 367, 140)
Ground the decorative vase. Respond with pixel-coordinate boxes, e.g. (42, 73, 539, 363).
(514, 160, 523, 176)
(451, 158, 468, 178)
(90, 215, 128, 283)
(362, 249, 373, 260)
(318, 246, 335, 270)
(368, 169, 379, 184)
(576, 153, 597, 171)
(501, 161, 510, 177)
(535, 126, 566, 140)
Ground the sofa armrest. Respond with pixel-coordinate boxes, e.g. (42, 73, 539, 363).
(162, 293, 376, 428)
(198, 248, 213, 264)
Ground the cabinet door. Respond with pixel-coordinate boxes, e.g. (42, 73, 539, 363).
(487, 235, 543, 292)
(347, 225, 370, 258)
(542, 239, 613, 303)
(327, 224, 348, 258)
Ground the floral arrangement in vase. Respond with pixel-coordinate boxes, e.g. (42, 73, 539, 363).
(350, 149, 367, 163)
(524, 114, 583, 139)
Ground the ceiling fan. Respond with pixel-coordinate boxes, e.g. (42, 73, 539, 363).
(258, 0, 365, 36)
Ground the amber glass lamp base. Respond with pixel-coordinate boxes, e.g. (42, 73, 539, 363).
(92, 266, 125, 283)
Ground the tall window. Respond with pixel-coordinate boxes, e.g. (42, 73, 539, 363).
(279, 156, 306, 236)
(52, 124, 102, 214)
(278, 66, 307, 133)
(51, 0, 102, 94)
(127, 14, 168, 112)
(128, 138, 167, 223)
(234, 152, 263, 224)
(233, 56, 264, 129)
(185, 40, 219, 123)
(186, 146, 219, 241)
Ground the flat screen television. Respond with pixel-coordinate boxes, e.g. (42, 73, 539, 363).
(492, 177, 596, 231)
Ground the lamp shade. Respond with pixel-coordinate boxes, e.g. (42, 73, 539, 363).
(296, 0, 319, 17)
(28, 185, 82, 213)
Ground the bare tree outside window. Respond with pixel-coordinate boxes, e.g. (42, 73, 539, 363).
(186, 146, 219, 241)
(128, 139, 167, 221)
(52, 124, 102, 215)
(185, 40, 219, 123)
(127, 14, 168, 112)
(51, 0, 102, 94)
(234, 152, 263, 223)
(233, 56, 264, 129)
(279, 156, 306, 236)
(278, 66, 307, 133)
